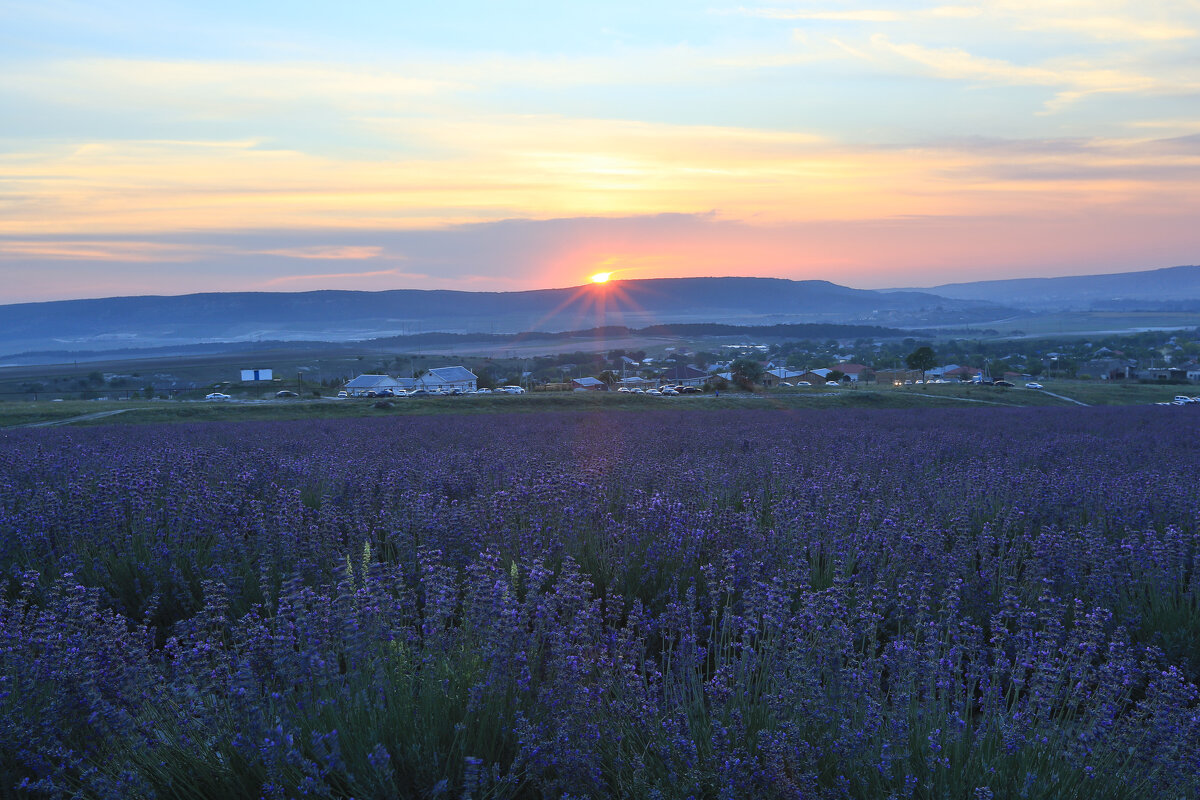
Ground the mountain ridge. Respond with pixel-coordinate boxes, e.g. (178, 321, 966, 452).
(904, 264, 1200, 310)
(0, 276, 1001, 356)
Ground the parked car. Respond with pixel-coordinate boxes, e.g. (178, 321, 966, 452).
(1025, 382, 1044, 389)
(680, 386, 701, 394)
(796, 381, 811, 386)
(337, 390, 349, 398)
(205, 393, 231, 401)
(499, 386, 525, 394)
(994, 381, 1014, 387)
(646, 389, 662, 396)
(275, 390, 299, 398)
(661, 388, 679, 396)
(475, 388, 492, 394)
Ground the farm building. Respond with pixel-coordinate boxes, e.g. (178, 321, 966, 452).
(761, 368, 806, 387)
(347, 366, 478, 395)
(419, 366, 478, 392)
(571, 377, 608, 391)
(657, 365, 709, 387)
(343, 375, 405, 397)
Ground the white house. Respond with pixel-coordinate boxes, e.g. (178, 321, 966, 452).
(348, 366, 478, 395)
(343, 374, 405, 397)
(572, 377, 607, 391)
(420, 366, 478, 392)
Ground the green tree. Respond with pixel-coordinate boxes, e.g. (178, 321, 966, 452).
(730, 358, 764, 389)
(598, 370, 619, 386)
(475, 369, 497, 390)
(905, 346, 937, 381)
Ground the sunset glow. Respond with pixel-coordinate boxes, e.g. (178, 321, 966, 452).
(590, 272, 612, 284)
(2, 2, 1199, 301)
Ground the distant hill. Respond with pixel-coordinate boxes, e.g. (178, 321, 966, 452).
(0, 277, 1004, 357)
(907, 264, 1200, 311)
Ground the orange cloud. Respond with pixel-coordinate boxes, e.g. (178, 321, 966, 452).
(4, 119, 1198, 266)
(252, 246, 385, 260)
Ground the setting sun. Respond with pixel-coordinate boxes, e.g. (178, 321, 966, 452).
(590, 272, 612, 284)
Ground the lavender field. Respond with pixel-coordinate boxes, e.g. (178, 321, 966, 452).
(2, 407, 1199, 799)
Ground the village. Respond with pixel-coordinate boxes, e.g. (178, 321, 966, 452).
(335, 335, 1200, 399)
(324, 329, 1200, 398)
(6, 328, 1200, 405)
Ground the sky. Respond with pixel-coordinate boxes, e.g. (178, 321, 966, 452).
(2, 0, 1199, 302)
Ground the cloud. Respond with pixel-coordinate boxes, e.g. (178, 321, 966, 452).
(260, 268, 425, 286)
(735, 2, 1199, 42)
(865, 33, 1193, 111)
(252, 246, 385, 260)
(5, 209, 1200, 302)
(0, 239, 212, 261)
(5, 120, 1199, 252)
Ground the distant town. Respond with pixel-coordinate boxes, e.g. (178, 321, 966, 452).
(9, 325, 1198, 405)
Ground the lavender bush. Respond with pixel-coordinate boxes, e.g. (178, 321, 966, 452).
(1, 407, 1198, 798)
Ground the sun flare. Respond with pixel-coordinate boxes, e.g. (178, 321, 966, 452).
(590, 272, 612, 284)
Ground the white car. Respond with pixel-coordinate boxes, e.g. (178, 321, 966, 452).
(498, 385, 525, 394)
(1026, 382, 1044, 389)
(205, 392, 231, 401)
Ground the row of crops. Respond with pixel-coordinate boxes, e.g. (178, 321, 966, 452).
(1, 406, 1198, 798)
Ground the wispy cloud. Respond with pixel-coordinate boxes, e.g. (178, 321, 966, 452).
(0, 239, 211, 261)
(252, 246, 385, 260)
(735, 2, 1198, 41)
(866, 33, 1194, 112)
(260, 268, 424, 286)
